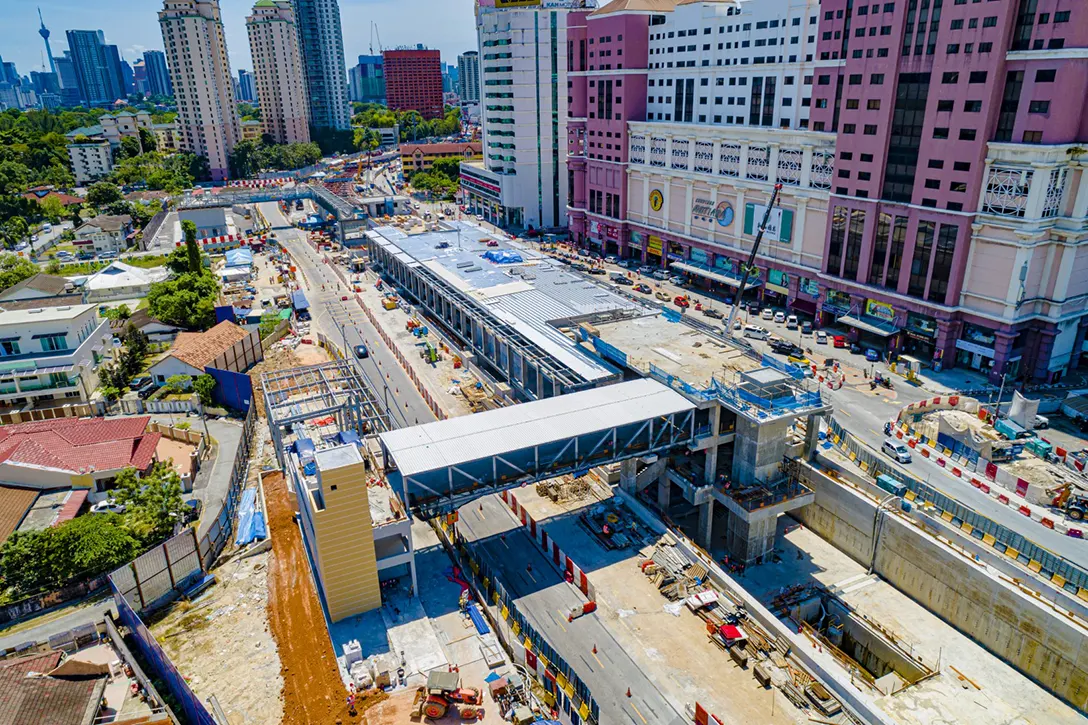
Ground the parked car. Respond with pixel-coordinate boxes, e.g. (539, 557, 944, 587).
(1034, 415, 1049, 429)
(771, 340, 804, 358)
(651, 270, 669, 281)
(882, 438, 913, 464)
(850, 343, 863, 354)
(634, 283, 652, 294)
(355, 344, 369, 359)
(787, 354, 812, 367)
(832, 335, 848, 348)
(732, 320, 742, 331)
(865, 348, 880, 362)
(674, 295, 690, 308)
(743, 325, 769, 340)
(761, 309, 774, 321)
(816, 330, 828, 344)
(773, 311, 786, 323)
(610, 273, 633, 286)
(99, 251, 118, 259)
(801, 321, 813, 335)
(638, 265, 654, 275)
(486, 239, 499, 247)
(701, 307, 724, 319)
(90, 499, 126, 515)
(605, 255, 618, 264)
(587, 267, 606, 275)
(786, 315, 799, 330)
(136, 380, 159, 399)
(129, 375, 152, 391)
(669, 275, 687, 286)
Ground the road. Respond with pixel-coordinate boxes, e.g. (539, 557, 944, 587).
(258, 201, 435, 429)
(25, 221, 73, 256)
(0, 600, 112, 651)
(457, 494, 684, 725)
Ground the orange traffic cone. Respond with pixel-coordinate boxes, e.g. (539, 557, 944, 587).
(592, 644, 597, 654)
(626, 688, 632, 698)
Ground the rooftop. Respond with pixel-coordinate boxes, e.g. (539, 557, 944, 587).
(0, 273, 71, 300)
(0, 303, 97, 326)
(369, 221, 642, 382)
(76, 214, 132, 233)
(590, 0, 678, 16)
(0, 484, 38, 546)
(0, 649, 108, 725)
(167, 321, 251, 370)
(379, 378, 694, 478)
(80, 262, 171, 291)
(0, 416, 159, 476)
(399, 142, 481, 155)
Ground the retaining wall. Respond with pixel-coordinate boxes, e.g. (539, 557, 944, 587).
(795, 464, 1088, 713)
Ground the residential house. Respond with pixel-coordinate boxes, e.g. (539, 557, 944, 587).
(0, 273, 74, 302)
(241, 118, 262, 141)
(73, 214, 133, 254)
(399, 142, 481, 173)
(108, 308, 180, 343)
(148, 320, 262, 383)
(79, 261, 171, 303)
(22, 187, 83, 209)
(0, 303, 113, 407)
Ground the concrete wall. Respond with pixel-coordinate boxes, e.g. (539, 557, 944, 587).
(795, 464, 1088, 712)
(312, 459, 381, 622)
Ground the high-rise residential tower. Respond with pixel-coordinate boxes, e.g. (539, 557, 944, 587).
(142, 50, 173, 97)
(382, 48, 443, 119)
(247, 0, 310, 144)
(456, 51, 479, 103)
(292, 0, 351, 131)
(53, 53, 81, 107)
(65, 30, 125, 106)
(158, 0, 240, 181)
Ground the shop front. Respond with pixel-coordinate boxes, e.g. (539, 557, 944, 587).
(588, 220, 622, 253)
(837, 299, 901, 352)
(820, 289, 851, 328)
(763, 269, 790, 308)
(669, 256, 763, 301)
(789, 277, 820, 319)
(903, 311, 939, 363)
(955, 322, 997, 375)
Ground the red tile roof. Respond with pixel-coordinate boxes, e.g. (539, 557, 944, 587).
(0, 417, 160, 476)
(167, 320, 250, 370)
(0, 650, 107, 725)
(0, 485, 37, 545)
(22, 190, 83, 207)
(52, 489, 90, 527)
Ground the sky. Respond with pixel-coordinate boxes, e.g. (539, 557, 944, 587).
(1, 0, 477, 77)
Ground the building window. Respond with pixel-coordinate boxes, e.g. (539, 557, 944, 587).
(963, 100, 982, 112)
(908, 220, 935, 298)
(864, 124, 878, 135)
(1022, 130, 1043, 143)
(826, 207, 846, 275)
(1036, 69, 1056, 83)
(928, 224, 959, 304)
(867, 99, 881, 110)
(843, 209, 866, 281)
(958, 128, 977, 140)
(933, 127, 949, 138)
(1028, 100, 1050, 114)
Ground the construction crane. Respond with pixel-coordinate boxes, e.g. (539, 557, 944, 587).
(723, 182, 784, 338)
(370, 22, 384, 54)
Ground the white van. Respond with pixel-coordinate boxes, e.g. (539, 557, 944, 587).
(743, 324, 769, 340)
(882, 438, 912, 464)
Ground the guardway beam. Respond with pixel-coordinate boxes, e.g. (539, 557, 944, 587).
(379, 379, 696, 514)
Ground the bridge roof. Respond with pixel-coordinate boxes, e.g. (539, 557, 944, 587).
(380, 379, 694, 478)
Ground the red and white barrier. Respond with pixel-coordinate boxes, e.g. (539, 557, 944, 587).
(501, 490, 596, 604)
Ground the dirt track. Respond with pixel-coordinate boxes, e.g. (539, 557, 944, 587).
(264, 470, 385, 724)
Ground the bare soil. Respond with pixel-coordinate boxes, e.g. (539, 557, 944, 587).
(264, 470, 386, 724)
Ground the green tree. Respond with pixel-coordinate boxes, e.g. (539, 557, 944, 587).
(86, 181, 123, 207)
(229, 139, 262, 179)
(430, 156, 462, 183)
(0, 253, 38, 291)
(193, 373, 216, 439)
(0, 216, 28, 248)
(138, 127, 157, 154)
(111, 462, 186, 544)
(102, 304, 132, 322)
(39, 194, 67, 223)
(164, 374, 191, 394)
(182, 219, 202, 273)
(45, 258, 62, 275)
(147, 270, 219, 330)
(118, 135, 142, 161)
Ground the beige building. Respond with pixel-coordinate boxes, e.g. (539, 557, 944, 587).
(240, 119, 262, 141)
(99, 111, 153, 149)
(154, 122, 180, 152)
(246, 0, 310, 145)
(73, 214, 134, 254)
(158, 0, 241, 181)
(67, 139, 113, 185)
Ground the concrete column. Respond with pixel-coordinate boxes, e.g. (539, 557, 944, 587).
(697, 497, 714, 550)
(805, 412, 822, 459)
(739, 144, 750, 180)
(657, 472, 671, 512)
(768, 143, 780, 185)
(731, 415, 792, 486)
(800, 145, 814, 188)
(620, 458, 638, 493)
(1072, 164, 1088, 218)
(683, 182, 694, 236)
(704, 445, 719, 485)
(1024, 164, 1053, 220)
(711, 140, 721, 176)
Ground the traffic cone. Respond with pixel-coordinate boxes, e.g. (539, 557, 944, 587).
(626, 688, 632, 698)
(592, 644, 597, 654)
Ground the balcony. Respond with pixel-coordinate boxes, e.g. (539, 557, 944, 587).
(17, 377, 80, 392)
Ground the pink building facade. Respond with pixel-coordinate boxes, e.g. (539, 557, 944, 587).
(246, 0, 311, 145)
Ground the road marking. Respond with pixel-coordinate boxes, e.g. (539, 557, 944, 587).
(871, 429, 883, 438)
(554, 610, 567, 632)
(591, 650, 604, 668)
(630, 703, 648, 725)
(839, 409, 851, 417)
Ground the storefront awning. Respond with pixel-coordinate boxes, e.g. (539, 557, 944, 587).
(837, 314, 900, 337)
(669, 262, 763, 289)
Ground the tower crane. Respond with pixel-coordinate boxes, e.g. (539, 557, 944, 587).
(723, 183, 783, 338)
(370, 22, 384, 54)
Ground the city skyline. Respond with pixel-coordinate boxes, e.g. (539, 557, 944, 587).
(0, 0, 476, 82)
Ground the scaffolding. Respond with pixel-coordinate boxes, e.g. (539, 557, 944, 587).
(263, 360, 394, 467)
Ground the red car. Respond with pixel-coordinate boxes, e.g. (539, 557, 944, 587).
(341, 295, 349, 301)
(300, 337, 312, 345)
(832, 335, 848, 348)
(486, 240, 499, 247)
(674, 295, 690, 308)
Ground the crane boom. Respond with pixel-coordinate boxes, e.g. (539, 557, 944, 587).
(723, 182, 784, 337)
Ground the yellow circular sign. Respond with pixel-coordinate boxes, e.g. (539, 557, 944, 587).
(649, 189, 664, 212)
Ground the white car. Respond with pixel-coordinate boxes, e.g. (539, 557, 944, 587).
(743, 324, 769, 340)
(761, 308, 773, 321)
(476, 214, 484, 221)
(882, 439, 912, 464)
(786, 315, 799, 330)
(773, 311, 786, 323)
(816, 330, 828, 344)
(90, 499, 126, 515)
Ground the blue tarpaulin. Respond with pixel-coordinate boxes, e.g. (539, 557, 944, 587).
(467, 603, 490, 635)
(225, 248, 254, 267)
(291, 290, 310, 311)
(234, 488, 267, 546)
(482, 250, 524, 264)
(337, 430, 362, 447)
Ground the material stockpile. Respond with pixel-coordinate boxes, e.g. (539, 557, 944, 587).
(579, 500, 647, 550)
(536, 474, 593, 504)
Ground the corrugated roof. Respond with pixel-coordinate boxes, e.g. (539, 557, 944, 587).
(0, 485, 38, 546)
(380, 379, 694, 477)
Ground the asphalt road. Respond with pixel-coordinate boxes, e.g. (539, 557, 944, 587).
(457, 494, 684, 725)
(259, 201, 435, 429)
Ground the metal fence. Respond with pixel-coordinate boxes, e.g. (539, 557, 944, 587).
(825, 417, 1088, 594)
(434, 519, 600, 724)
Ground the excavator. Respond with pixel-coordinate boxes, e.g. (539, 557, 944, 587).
(1051, 483, 1088, 520)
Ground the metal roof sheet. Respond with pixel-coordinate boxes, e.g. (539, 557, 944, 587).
(379, 379, 694, 477)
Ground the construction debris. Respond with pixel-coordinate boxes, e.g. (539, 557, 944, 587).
(535, 474, 593, 504)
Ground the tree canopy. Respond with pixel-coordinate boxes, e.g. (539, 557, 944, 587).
(0, 253, 39, 290)
(228, 139, 323, 178)
(148, 269, 219, 330)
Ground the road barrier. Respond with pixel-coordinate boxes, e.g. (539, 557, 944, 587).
(500, 490, 596, 604)
(432, 517, 600, 724)
(825, 417, 1088, 597)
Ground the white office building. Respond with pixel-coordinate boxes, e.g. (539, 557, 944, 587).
(67, 139, 113, 185)
(462, 2, 576, 231)
(646, 0, 820, 130)
(0, 304, 113, 406)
